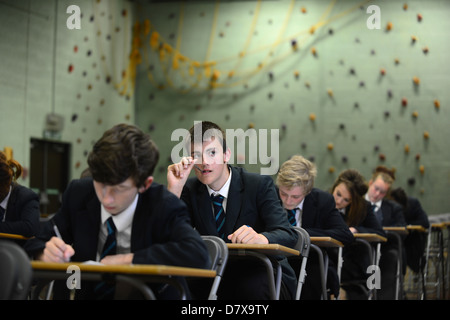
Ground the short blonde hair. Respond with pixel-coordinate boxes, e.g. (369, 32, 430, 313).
(371, 165, 395, 186)
(276, 155, 317, 194)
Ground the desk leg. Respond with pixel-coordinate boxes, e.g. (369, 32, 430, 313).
(337, 247, 343, 284)
(310, 244, 327, 300)
(386, 231, 404, 300)
(116, 275, 157, 300)
(295, 256, 308, 300)
(242, 251, 278, 300)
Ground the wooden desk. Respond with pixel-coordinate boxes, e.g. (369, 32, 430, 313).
(226, 243, 299, 300)
(354, 233, 387, 243)
(310, 236, 344, 247)
(407, 225, 427, 233)
(226, 243, 299, 257)
(31, 261, 215, 300)
(0, 232, 32, 240)
(431, 222, 446, 230)
(383, 226, 408, 235)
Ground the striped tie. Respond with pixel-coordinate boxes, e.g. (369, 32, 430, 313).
(288, 208, 297, 226)
(371, 204, 383, 224)
(101, 217, 117, 259)
(211, 194, 226, 239)
(95, 217, 117, 299)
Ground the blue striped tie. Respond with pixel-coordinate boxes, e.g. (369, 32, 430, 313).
(101, 217, 117, 259)
(95, 217, 117, 299)
(287, 208, 297, 226)
(211, 194, 225, 239)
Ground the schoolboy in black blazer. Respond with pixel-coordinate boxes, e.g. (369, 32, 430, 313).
(168, 121, 298, 299)
(366, 166, 406, 300)
(276, 155, 354, 299)
(25, 124, 209, 299)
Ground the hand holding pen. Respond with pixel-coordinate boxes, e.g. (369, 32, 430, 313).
(40, 221, 75, 263)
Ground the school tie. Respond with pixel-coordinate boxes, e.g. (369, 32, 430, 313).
(94, 217, 117, 299)
(371, 204, 383, 224)
(211, 194, 226, 239)
(0, 206, 5, 222)
(101, 217, 117, 259)
(287, 208, 297, 226)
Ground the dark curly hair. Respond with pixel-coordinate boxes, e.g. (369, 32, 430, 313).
(0, 151, 23, 201)
(87, 124, 159, 188)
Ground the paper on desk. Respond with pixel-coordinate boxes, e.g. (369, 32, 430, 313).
(82, 260, 104, 265)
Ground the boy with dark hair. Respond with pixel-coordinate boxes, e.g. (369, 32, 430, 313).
(26, 124, 209, 299)
(167, 121, 297, 299)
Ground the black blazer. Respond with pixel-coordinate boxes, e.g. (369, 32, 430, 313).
(181, 166, 298, 297)
(301, 188, 354, 245)
(404, 197, 429, 228)
(25, 178, 209, 299)
(380, 199, 406, 227)
(0, 183, 40, 239)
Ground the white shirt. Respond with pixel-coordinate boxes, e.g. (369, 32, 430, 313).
(97, 193, 138, 261)
(206, 168, 232, 213)
(0, 186, 12, 222)
(365, 194, 382, 211)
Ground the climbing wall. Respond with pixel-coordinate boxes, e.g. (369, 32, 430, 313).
(134, 0, 450, 215)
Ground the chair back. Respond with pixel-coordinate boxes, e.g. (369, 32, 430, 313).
(288, 227, 311, 300)
(293, 226, 310, 257)
(201, 236, 229, 300)
(0, 240, 33, 300)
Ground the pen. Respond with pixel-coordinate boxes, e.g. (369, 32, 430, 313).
(53, 221, 63, 239)
(52, 221, 71, 262)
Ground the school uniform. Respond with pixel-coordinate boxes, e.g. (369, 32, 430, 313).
(0, 183, 40, 245)
(25, 178, 209, 299)
(402, 196, 429, 273)
(339, 201, 385, 299)
(181, 166, 298, 299)
(284, 188, 354, 299)
(366, 196, 406, 300)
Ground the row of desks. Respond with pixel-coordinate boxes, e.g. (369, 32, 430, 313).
(0, 226, 436, 300)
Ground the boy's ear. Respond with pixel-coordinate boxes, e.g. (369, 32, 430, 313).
(138, 176, 153, 193)
(223, 147, 231, 163)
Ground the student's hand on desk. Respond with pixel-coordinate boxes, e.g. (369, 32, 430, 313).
(228, 225, 269, 244)
(101, 253, 134, 265)
(167, 157, 198, 197)
(41, 237, 75, 263)
(349, 227, 358, 233)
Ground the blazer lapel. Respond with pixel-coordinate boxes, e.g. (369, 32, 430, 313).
(195, 182, 217, 236)
(223, 167, 243, 236)
(75, 197, 101, 261)
(301, 193, 315, 228)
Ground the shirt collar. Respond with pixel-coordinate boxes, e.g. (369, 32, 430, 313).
(207, 167, 232, 198)
(0, 186, 12, 210)
(100, 193, 139, 232)
(296, 198, 305, 211)
(287, 198, 304, 211)
(365, 194, 382, 209)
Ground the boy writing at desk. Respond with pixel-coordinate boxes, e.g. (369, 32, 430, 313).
(26, 124, 209, 299)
